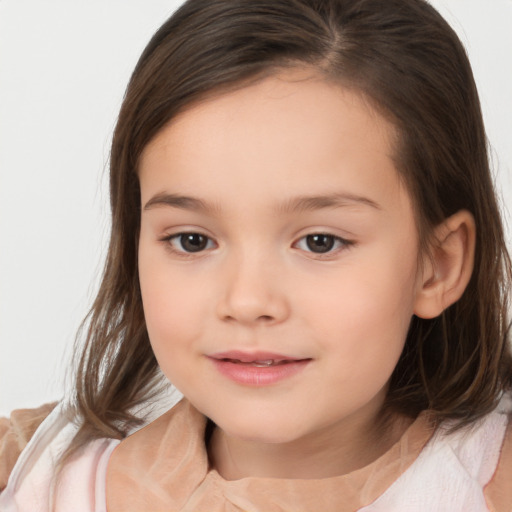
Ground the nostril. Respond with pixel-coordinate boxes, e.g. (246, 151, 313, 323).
(216, 289, 290, 325)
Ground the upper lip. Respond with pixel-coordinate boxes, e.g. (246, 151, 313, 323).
(208, 350, 307, 363)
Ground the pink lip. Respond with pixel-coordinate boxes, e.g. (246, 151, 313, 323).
(210, 350, 301, 363)
(207, 351, 311, 386)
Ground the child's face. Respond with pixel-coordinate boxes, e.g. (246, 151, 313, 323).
(138, 70, 425, 446)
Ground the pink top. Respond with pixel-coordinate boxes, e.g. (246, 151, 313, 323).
(1, 395, 511, 511)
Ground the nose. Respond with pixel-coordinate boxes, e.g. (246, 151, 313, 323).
(216, 252, 290, 326)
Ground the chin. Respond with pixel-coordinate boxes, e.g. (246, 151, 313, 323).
(213, 411, 308, 445)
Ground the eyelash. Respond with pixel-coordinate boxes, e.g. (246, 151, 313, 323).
(159, 232, 354, 258)
(293, 233, 354, 257)
(161, 232, 216, 256)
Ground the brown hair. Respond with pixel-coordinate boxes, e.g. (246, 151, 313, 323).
(65, 0, 512, 461)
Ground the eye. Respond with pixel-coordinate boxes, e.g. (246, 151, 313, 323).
(295, 234, 350, 254)
(167, 232, 215, 253)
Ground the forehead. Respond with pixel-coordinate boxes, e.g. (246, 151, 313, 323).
(138, 69, 407, 213)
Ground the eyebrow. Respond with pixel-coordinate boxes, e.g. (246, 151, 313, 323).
(279, 193, 381, 213)
(143, 192, 381, 213)
(144, 193, 218, 213)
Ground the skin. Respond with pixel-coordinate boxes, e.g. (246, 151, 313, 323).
(137, 69, 430, 480)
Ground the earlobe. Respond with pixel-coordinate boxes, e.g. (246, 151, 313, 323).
(413, 210, 476, 319)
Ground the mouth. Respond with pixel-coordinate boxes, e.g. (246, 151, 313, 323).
(210, 350, 309, 365)
(218, 358, 302, 367)
(207, 351, 311, 385)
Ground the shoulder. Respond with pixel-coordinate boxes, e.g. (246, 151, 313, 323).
(363, 394, 512, 511)
(484, 395, 512, 512)
(106, 399, 206, 512)
(0, 401, 119, 512)
(108, 398, 201, 474)
(0, 402, 57, 492)
(55, 437, 119, 512)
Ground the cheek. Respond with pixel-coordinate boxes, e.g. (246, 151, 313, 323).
(303, 248, 418, 369)
(140, 279, 206, 388)
(138, 247, 206, 363)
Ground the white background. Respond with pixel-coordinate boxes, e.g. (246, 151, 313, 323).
(1, 0, 511, 417)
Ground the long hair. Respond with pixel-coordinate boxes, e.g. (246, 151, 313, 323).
(64, 0, 512, 463)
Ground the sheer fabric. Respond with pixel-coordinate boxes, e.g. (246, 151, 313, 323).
(1, 395, 511, 511)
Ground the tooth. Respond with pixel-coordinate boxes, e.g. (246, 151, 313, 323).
(253, 359, 275, 367)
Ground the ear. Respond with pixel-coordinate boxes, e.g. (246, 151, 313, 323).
(414, 210, 476, 319)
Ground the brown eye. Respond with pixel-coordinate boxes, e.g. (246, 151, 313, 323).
(169, 233, 213, 253)
(305, 234, 336, 253)
(294, 233, 352, 256)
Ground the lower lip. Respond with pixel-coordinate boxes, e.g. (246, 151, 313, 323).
(209, 358, 310, 386)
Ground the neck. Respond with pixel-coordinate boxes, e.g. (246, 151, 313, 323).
(208, 408, 411, 481)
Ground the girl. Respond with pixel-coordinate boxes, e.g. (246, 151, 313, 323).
(1, 0, 511, 510)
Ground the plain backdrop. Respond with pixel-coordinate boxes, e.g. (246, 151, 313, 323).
(1, 0, 511, 417)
